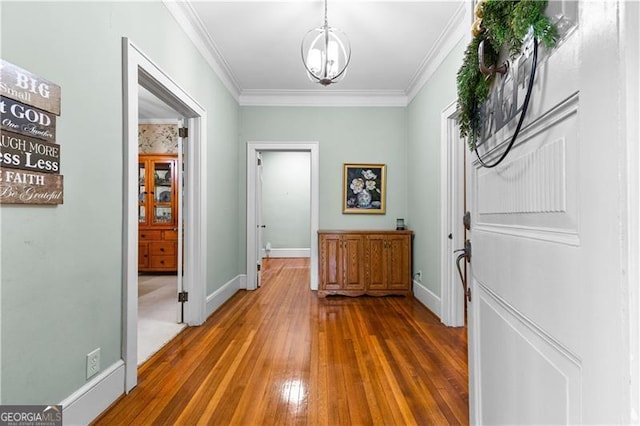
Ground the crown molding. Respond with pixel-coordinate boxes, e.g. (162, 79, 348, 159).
(239, 90, 408, 107)
(163, 0, 241, 101)
(405, 2, 468, 103)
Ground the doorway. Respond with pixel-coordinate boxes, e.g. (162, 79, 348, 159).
(137, 87, 186, 364)
(246, 142, 319, 291)
(123, 38, 208, 392)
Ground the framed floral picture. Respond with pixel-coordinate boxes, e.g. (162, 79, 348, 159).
(343, 163, 386, 214)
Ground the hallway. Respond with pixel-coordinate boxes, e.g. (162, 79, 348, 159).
(95, 258, 468, 424)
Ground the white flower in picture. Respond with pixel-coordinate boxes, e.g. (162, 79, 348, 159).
(362, 169, 377, 180)
(350, 178, 365, 194)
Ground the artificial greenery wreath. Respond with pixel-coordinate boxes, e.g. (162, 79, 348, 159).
(456, 0, 558, 149)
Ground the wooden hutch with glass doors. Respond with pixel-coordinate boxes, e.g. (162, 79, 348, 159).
(138, 154, 179, 272)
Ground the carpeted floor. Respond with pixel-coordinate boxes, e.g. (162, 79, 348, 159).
(138, 274, 186, 365)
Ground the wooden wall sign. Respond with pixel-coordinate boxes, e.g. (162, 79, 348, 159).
(0, 59, 63, 206)
(0, 59, 61, 115)
(0, 131, 60, 173)
(0, 169, 63, 204)
(1, 96, 56, 142)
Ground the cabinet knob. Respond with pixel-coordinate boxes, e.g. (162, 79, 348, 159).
(160, 260, 164, 265)
(160, 247, 165, 252)
(141, 234, 146, 238)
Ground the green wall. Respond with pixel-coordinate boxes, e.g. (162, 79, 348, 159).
(1, 1, 239, 404)
(406, 38, 466, 298)
(261, 152, 311, 250)
(239, 106, 408, 267)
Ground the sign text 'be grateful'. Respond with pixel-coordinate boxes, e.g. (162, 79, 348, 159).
(0, 168, 63, 204)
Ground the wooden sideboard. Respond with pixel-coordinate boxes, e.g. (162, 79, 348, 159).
(318, 230, 413, 297)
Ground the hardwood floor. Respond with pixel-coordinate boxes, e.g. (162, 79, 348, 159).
(94, 258, 468, 425)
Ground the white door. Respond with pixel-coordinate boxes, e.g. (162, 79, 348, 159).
(467, 2, 635, 423)
(256, 152, 264, 288)
(176, 121, 185, 321)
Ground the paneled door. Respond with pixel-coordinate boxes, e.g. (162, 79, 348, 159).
(467, 2, 636, 424)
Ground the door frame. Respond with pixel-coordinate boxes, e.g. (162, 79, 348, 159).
(246, 141, 319, 291)
(440, 101, 465, 327)
(122, 38, 208, 392)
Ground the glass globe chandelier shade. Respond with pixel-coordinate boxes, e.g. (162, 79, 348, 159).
(301, 2, 351, 86)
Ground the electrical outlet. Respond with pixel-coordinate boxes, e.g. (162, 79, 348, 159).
(86, 348, 100, 379)
(415, 270, 422, 281)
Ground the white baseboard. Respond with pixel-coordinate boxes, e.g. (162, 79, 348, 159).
(413, 280, 442, 319)
(262, 248, 310, 258)
(60, 360, 124, 426)
(206, 274, 243, 318)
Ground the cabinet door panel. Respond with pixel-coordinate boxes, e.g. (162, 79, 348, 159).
(320, 234, 343, 290)
(138, 242, 149, 269)
(138, 161, 149, 226)
(367, 235, 387, 290)
(343, 235, 364, 290)
(151, 160, 175, 226)
(387, 235, 410, 289)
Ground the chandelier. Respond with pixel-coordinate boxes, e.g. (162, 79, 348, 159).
(301, 0, 351, 86)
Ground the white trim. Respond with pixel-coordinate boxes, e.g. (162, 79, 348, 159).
(473, 223, 580, 247)
(440, 101, 465, 327)
(162, 0, 241, 100)
(206, 275, 244, 318)
(262, 248, 311, 258)
(624, 1, 640, 420)
(60, 361, 124, 426)
(406, 3, 467, 102)
(138, 118, 181, 125)
(183, 115, 208, 328)
(239, 90, 407, 107)
(122, 38, 208, 393)
(247, 142, 320, 291)
(413, 280, 441, 319)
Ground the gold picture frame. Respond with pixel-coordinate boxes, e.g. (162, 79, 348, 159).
(343, 163, 386, 214)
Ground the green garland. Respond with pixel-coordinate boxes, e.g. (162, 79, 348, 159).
(456, 0, 558, 149)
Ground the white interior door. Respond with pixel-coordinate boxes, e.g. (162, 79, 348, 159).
(176, 121, 185, 321)
(441, 102, 467, 327)
(467, 2, 635, 423)
(256, 152, 264, 288)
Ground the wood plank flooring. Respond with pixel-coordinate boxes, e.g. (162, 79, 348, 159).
(94, 258, 468, 425)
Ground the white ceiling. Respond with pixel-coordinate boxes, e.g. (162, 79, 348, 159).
(138, 0, 466, 116)
(139, 85, 182, 120)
